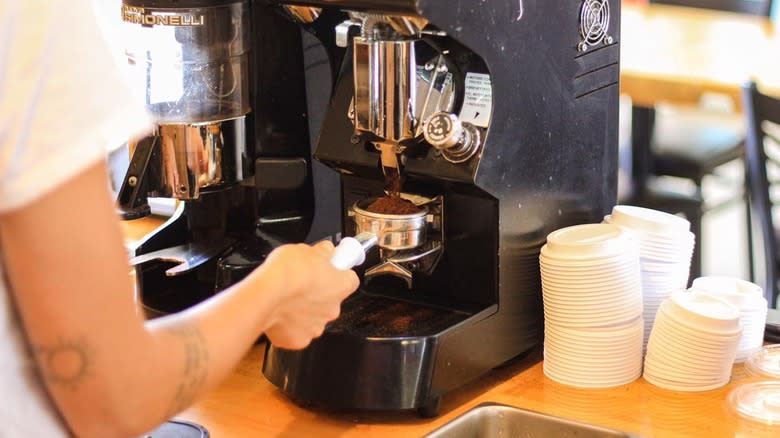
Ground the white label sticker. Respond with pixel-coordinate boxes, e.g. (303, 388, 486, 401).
(460, 72, 492, 128)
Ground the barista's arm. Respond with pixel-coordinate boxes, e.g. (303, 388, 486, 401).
(0, 161, 358, 438)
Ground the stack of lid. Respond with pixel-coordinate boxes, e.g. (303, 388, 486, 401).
(540, 223, 644, 388)
(690, 276, 768, 362)
(643, 291, 741, 391)
(604, 205, 695, 350)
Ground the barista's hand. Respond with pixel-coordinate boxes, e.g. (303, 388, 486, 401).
(260, 241, 360, 349)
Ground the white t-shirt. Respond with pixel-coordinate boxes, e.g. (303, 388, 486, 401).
(0, 1, 150, 435)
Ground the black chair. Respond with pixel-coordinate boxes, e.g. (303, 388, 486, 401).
(645, 3, 774, 193)
(650, 105, 746, 202)
(627, 106, 705, 284)
(629, 0, 774, 282)
(742, 81, 780, 308)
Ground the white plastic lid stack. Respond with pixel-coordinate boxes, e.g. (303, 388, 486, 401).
(540, 223, 644, 388)
(690, 276, 768, 362)
(543, 317, 644, 388)
(544, 223, 627, 255)
(611, 205, 691, 235)
(643, 290, 742, 392)
(604, 205, 696, 351)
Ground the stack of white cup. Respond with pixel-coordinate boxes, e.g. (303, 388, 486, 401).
(643, 291, 742, 391)
(690, 276, 768, 362)
(540, 223, 644, 388)
(604, 205, 695, 350)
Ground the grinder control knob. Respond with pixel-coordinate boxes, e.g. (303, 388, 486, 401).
(424, 112, 463, 150)
(423, 112, 481, 163)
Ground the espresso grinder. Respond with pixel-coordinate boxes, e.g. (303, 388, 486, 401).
(117, 0, 342, 314)
(263, 0, 622, 416)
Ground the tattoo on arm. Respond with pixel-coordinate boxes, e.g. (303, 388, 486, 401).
(34, 336, 93, 390)
(165, 325, 209, 417)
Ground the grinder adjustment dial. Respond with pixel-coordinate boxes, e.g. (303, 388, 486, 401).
(423, 112, 482, 163)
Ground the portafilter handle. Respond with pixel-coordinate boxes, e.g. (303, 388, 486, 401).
(330, 232, 378, 270)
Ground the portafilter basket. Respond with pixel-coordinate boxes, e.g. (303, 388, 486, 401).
(352, 197, 429, 251)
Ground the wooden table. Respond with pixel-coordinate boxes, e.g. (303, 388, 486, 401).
(621, 3, 780, 109)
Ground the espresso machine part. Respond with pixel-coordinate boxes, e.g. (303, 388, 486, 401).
(122, 119, 247, 203)
(353, 36, 417, 144)
(119, 0, 343, 315)
(263, 0, 621, 416)
(351, 194, 443, 287)
(119, 0, 251, 214)
(352, 199, 428, 251)
(129, 238, 236, 276)
(330, 232, 378, 270)
(283, 5, 322, 23)
(343, 13, 456, 173)
(422, 112, 481, 164)
(122, 2, 250, 123)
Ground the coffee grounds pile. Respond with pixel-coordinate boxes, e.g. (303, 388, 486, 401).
(366, 196, 422, 214)
(364, 168, 422, 215)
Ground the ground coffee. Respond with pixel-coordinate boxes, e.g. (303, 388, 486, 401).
(366, 196, 421, 214)
(365, 169, 422, 215)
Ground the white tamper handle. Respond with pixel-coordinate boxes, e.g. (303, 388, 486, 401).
(330, 232, 378, 270)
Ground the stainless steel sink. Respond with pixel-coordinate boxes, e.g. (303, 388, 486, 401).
(425, 402, 643, 438)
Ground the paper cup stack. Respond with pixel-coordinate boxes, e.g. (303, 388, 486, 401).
(643, 291, 742, 391)
(604, 205, 695, 349)
(690, 276, 768, 362)
(540, 223, 644, 388)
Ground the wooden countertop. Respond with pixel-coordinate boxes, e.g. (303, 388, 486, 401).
(119, 215, 167, 246)
(122, 218, 776, 437)
(177, 344, 776, 438)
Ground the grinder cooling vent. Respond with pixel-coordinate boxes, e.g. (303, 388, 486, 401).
(579, 0, 612, 52)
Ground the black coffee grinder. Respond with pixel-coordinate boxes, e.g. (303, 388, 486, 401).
(262, 0, 621, 416)
(117, 0, 342, 314)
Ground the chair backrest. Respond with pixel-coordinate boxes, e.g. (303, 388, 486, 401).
(650, 0, 773, 16)
(742, 81, 780, 307)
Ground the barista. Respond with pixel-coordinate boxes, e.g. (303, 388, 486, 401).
(0, 1, 359, 437)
